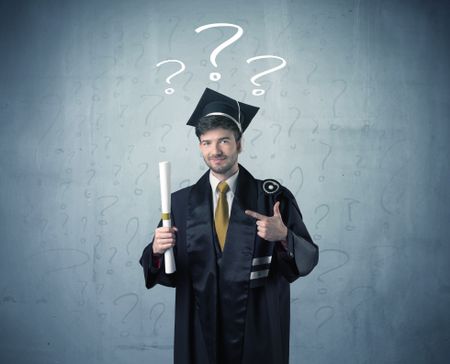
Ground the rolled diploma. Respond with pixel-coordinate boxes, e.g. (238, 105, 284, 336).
(159, 161, 176, 274)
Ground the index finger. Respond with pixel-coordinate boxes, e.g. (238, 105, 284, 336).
(245, 209, 268, 220)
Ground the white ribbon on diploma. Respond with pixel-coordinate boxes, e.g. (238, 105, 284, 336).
(159, 161, 176, 274)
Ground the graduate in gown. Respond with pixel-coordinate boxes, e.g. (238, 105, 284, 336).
(140, 88, 319, 364)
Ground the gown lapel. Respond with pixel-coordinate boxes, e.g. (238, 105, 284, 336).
(186, 170, 219, 363)
(219, 165, 258, 363)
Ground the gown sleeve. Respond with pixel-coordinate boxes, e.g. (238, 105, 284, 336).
(139, 220, 177, 289)
(275, 188, 319, 282)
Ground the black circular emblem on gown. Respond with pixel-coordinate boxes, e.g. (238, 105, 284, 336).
(262, 179, 280, 194)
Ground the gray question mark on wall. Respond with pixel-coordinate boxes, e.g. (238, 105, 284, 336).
(313, 203, 330, 241)
(344, 198, 360, 231)
(125, 217, 139, 267)
(97, 195, 119, 225)
(317, 249, 350, 294)
(249, 128, 262, 159)
(149, 302, 166, 337)
(315, 305, 335, 346)
(159, 124, 172, 152)
(289, 166, 304, 197)
(107, 247, 118, 275)
(288, 107, 301, 149)
(195, 23, 244, 81)
(318, 141, 332, 182)
(332, 79, 347, 119)
(113, 292, 139, 337)
(134, 163, 149, 195)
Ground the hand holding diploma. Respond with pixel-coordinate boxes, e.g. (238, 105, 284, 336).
(154, 161, 176, 274)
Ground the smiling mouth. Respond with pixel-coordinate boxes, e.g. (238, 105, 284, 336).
(210, 156, 226, 161)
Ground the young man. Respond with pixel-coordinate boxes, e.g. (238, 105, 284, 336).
(140, 88, 318, 364)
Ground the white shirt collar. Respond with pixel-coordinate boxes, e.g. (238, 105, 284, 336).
(209, 169, 239, 195)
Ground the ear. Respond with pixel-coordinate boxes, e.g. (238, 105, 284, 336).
(237, 138, 243, 153)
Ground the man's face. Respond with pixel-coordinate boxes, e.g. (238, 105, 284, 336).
(199, 128, 241, 178)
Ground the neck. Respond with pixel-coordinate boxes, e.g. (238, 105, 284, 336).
(211, 164, 239, 181)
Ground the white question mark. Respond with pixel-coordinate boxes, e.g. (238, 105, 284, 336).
(195, 23, 244, 81)
(155, 59, 186, 95)
(246, 55, 287, 96)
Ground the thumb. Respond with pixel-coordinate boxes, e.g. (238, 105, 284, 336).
(273, 201, 281, 216)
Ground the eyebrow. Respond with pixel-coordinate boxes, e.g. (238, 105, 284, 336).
(201, 136, 231, 143)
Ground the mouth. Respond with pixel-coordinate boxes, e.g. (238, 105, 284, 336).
(209, 156, 226, 162)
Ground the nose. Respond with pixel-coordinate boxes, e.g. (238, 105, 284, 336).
(212, 142, 222, 155)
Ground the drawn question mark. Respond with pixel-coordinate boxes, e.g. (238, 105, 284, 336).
(332, 79, 347, 118)
(135, 162, 148, 195)
(126, 217, 139, 267)
(159, 124, 172, 152)
(107, 247, 118, 275)
(94, 235, 102, 260)
(348, 286, 375, 338)
(249, 128, 262, 159)
(288, 107, 301, 149)
(96, 195, 119, 225)
(313, 203, 330, 241)
(289, 166, 304, 197)
(195, 23, 244, 81)
(355, 154, 363, 176)
(317, 249, 350, 295)
(156, 60, 186, 95)
(104, 136, 111, 158)
(315, 305, 335, 342)
(318, 141, 332, 182)
(113, 293, 139, 337)
(344, 198, 360, 231)
(270, 123, 282, 159)
(78, 280, 88, 306)
(113, 164, 121, 186)
(246, 55, 287, 96)
(149, 302, 166, 336)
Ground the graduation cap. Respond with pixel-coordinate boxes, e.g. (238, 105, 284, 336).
(187, 88, 259, 133)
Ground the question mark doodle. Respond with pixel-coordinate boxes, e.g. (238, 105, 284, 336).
(317, 249, 350, 291)
(332, 79, 347, 118)
(159, 124, 172, 152)
(107, 247, 118, 275)
(113, 293, 139, 337)
(135, 163, 149, 195)
(156, 60, 186, 95)
(344, 198, 360, 231)
(249, 128, 263, 159)
(288, 107, 301, 149)
(195, 23, 244, 81)
(78, 280, 88, 306)
(318, 141, 332, 182)
(149, 302, 166, 336)
(126, 217, 139, 267)
(314, 203, 330, 241)
(289, 166, 304, 197)
(96, 195, 119, 225)
(270, 123, 282, 159)
(113, 164, 122, 186)
(315, 305, 335, 339)
(246, 55, 287, 96)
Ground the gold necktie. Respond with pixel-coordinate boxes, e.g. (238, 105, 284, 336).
(215, 181, 230, 251)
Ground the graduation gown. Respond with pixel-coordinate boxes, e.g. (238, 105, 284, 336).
(139, 165, 318, 364)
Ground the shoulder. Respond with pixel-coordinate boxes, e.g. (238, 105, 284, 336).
(172, 185, 192, 202)
(257, 178, 295, 200)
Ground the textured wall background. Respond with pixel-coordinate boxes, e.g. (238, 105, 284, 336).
(1, 0, 449, 363)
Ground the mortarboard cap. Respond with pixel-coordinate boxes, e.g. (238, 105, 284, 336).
(186, 88, 259, 133)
